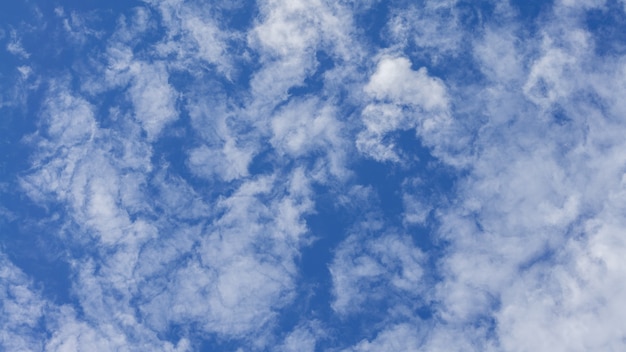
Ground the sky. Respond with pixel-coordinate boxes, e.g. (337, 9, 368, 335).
(1, 0, 626, 351)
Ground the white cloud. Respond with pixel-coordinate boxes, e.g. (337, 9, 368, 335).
(130, 70, 178, 140)
(138, 169, 315, 342)
(365, 56, 448, 110)
(77, 19, 179, 141)
(345, 323, 424, 352)
(187, 143, 254, 181)
(494, 176, 626, 351)
(270, 97, 349, 179)
(18, 78, 186, 349)
(40, 84, 97, 144)
(402, 195, 432, 226)
(55, 7, 105, 45)
(334, 2, 626, 351)
(271, 98, 336, 156)
(0, 254, 46, 351)
(15, 1, 340, 347)
(97, 44, 177, 137)
(357, 55, 453, 162)
(419, 4, 626, 350)
(17, 65, 32, 79)
(248, 0, 359, 107)
(44, 305, 191, 352)
(6, 30, 30, 59)
(331, 231, 425, 315)
(8, 0, 626, 351)
(474, 28, 527, 84)
(149, 0, 236, 76)
(278, 322, 321, 352)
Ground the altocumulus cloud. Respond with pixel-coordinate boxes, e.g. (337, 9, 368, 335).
(1, 0, 626, 351)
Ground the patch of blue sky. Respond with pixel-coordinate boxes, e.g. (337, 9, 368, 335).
(0, 196, 75, 306)
(585, 0, 626, 56)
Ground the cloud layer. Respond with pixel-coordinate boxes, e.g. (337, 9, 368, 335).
(1, 0, 626, 351)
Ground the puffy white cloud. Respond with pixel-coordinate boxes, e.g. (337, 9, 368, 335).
(271, 99, 337, 156)
(364, 56, 448, 110)
(422, 4, 626, 351)
(127, 62, 179, 140)
(248, 0, 359, 107)
(336, 2, 626, 351)
(270, 97, 349, 179)
(138, 169, 315, 342)
(357, 55, 453, 162)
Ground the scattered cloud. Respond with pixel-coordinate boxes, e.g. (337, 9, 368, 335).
(6, 30, 30, 59)
(331, 230, 425, 315)
(357, 55, 453, 163)
(2, 0, 626, 350)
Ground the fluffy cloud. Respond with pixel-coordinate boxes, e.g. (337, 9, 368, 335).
(357, 55, 453, 163)
(137, 169, 315, 342)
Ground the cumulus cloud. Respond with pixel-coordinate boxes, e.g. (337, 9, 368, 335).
(248, 0, 358, 107)
(357, 55, 453, 163)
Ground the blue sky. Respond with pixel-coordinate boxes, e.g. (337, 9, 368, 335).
(2, 0, 626, 351)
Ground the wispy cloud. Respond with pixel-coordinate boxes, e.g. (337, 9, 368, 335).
(6, 30, 30, 59)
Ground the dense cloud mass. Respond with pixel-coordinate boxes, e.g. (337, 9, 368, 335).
(1, 0, 626, 351)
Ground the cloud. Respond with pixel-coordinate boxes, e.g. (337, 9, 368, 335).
(138, 168, 316, 342)
(14, 1, 341, 347)
(345, 323, 424, 352)
(364, 57, 448, 110)
(5, 0, 626, 351)
(421, 3, 626, 350)
(127, 61, 179, 140)
(54, 7, 105, 45)
(148, 0, 237, 76)
(187, 143, 254, 181)
(278, 322, 322, 352)
(270, 97, 349, 179)
(335, 2, 626, 351)
(100, 44, 179, 140)
(357, 55, 453, 163)
(248, 0, 359, 107)
(18, 75, 186, 349)
(330, 229, 425, 315)
(0, 254, 47, 351)
(6, 30, 30, 59)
